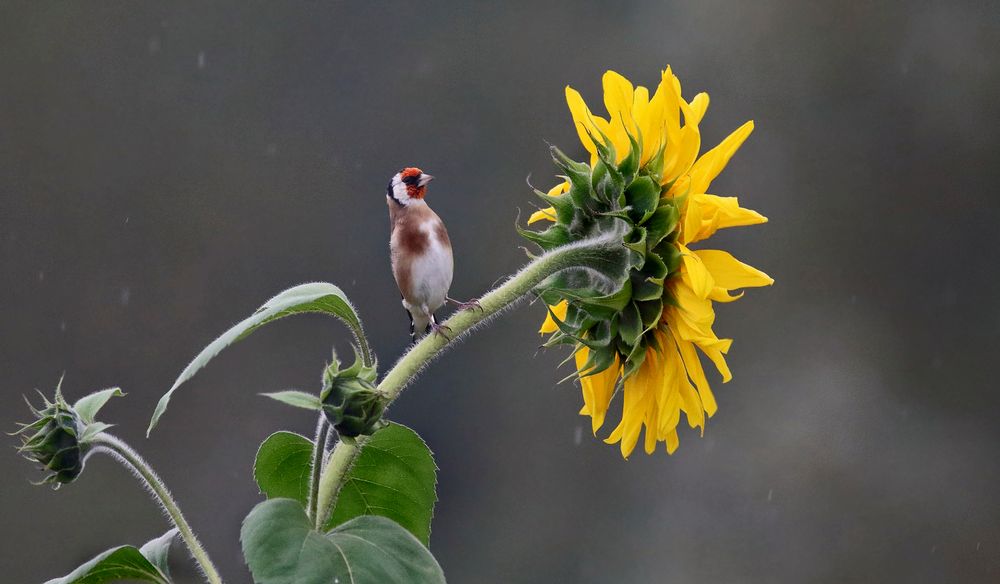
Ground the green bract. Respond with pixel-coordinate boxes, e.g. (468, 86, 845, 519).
(14, 381, 123, 486)
(321, 348, 386, 438)
(519, 130, 683, 379)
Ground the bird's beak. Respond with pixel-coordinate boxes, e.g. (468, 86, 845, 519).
(417, 173, 434, 187)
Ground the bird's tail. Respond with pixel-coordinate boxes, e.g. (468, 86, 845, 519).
(410, 312, 431, 340)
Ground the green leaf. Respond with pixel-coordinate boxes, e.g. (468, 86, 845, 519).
(261, 390, 323, 411)
(149, 282, 368, 435)
(325, 423, 438, 545)
(254, 431, 314, 504)
(241, 498, 445, 584)
(73, 387, 124, 424)
(79, 421, 114, 443)
(250, 423, 438, 546)
(44, 529, 177, 584)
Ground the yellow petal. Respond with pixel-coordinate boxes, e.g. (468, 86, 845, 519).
(576, 347, 620, 435)
(565, 86, 601, 156)
(602, 70, 636, 136)
(680, 245, 715, 298)
(708, 287, 744, 303)
(688, 92, 709, 125)
(539, 300, 568, 334)
(528, 207, 556, 224)
(698, 194, 767, 229)
(683, 193, 768, 243)
(664, 429, 679, 454)
(681, 191, 704, 245)
(547, 182, 569, 196)
(618, 354, 653, 458)
(688, 120, 754, 195)
(695, 249, 774, 289)
(669, 328, 718, 416)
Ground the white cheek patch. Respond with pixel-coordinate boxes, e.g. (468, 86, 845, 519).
(390, 180, 411, 205)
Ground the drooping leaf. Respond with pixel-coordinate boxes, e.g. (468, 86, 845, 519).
(326, 423, 437, 545)
(73, 387, 124, 424)
(241, 498, 444, 584)
(261, 390, 323, 411)
(148, 282, 368, 435)
(44, 529, 178, 584)
(254, 431, 314, 504)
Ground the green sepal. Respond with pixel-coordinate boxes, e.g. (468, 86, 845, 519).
(644, 204, 679, 249)
(617, 128, 642, 186)
(621, 337, 649, 379)
(618, 302, 643, 347)
(624, 226, 648, 257)
(624, 176, 659, 223)
(577, 343, 618, 378)
(533, 188, 575, 225)
(549, 145, 592, 185)
(642, 139, 667, 183)
(631, 273, 664, 302)
(516, 222, 571, 252)
(637, 299, 664, 330)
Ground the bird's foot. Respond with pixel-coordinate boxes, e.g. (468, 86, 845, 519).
(448, 296, 484, 313)
(430, 321, 453, 340)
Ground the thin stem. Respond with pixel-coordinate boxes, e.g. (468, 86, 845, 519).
(93, 434, 223, 584)
(314, 437, 364, 529)
(306, 415, 330, 521)
(314, 234, 624, 525)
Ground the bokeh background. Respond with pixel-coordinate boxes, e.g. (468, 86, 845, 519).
(3, 1, 999, 582)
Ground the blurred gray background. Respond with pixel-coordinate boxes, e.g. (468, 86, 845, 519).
(2, 1, 998, 582)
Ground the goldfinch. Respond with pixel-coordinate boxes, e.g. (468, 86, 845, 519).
(386, 167, 465, 341)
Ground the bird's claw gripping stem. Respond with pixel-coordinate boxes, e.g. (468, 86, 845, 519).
(448, 296, 484, 313)
(430, 321, 453, 340)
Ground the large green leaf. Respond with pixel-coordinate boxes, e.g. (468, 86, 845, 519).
(241, 498, 445, 584)
(44, 529, 177, 584)
(148, 282, 368, 435)
(254, 431, 314, 504)
(325, 423, 437, 545)
(251, 423, 438, 546)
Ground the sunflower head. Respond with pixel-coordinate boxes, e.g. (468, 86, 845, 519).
(521, 68, 772, 458)
(520, 129, 681, 381)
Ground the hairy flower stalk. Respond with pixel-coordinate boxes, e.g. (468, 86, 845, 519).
(314, 231, 628, 527)
(92, 434, 224, 584)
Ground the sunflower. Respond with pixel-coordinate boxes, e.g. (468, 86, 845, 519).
(523, 68, 772, 458)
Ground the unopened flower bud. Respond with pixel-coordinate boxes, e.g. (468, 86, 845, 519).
(16, 392, 86, 486)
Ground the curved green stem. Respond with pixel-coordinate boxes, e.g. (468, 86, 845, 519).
(93, 434, 223, 584)
(314, 234, 624, 525)
(314, 437, 364, 529)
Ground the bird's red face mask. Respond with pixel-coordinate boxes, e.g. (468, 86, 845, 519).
(400, 167, 433, 200)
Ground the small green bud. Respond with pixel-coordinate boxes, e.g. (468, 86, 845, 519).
(320, 348, 385, 438)
(13, 380, 121, 487)
(16, 390, 86, 486)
